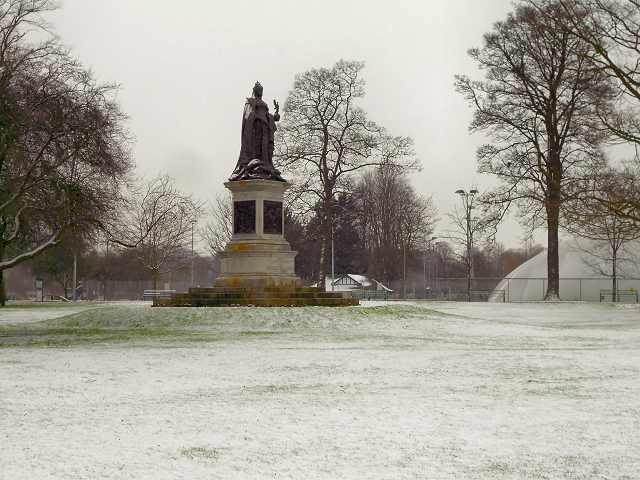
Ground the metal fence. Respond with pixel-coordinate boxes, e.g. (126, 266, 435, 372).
(398, 277, 640, 302)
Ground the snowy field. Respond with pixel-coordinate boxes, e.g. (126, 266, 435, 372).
(1, 300, 639, 479)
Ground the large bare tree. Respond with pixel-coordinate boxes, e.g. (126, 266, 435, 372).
(529, 0, 640, 221)
(531, 0, 640, 143)
(455, 2, 615, 299)
(276, 60, 419, 284)
(0, 0, 134, 304)
(123, 174, 203, 290)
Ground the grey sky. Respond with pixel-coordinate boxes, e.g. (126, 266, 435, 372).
(45, 0, 544, 249)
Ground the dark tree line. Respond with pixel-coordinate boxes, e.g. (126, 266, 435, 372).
(283, 165, 438, 288)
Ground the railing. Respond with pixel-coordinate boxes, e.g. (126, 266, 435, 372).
(351, 290, 389, 300)
(470, 289, 505, 302)
(599, 289, 638, 303)
(142, 290, 176, 301)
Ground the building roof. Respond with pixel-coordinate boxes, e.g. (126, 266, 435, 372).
(318, 274, 392, 291)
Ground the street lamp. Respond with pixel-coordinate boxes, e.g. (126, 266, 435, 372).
(331, 222, 335, 292)
(423, 237, 438, 298)
(455, 189, 478, 301)
(403, 241, 406, 300)
(190, 219, 196, 288)
(434, 241, 442, 299)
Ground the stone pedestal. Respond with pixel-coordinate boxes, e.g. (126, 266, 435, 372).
(214, 179, 301, 288)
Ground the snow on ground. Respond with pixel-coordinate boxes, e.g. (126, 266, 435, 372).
(1, 301, 639, 479)
(0, 301, 151, 324)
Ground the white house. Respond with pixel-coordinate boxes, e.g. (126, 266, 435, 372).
(319, 274, 393, 294)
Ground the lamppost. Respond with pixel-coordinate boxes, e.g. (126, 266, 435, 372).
(434, 241, 442, 298)
(423, 240, 426, 299)
(455, 189, 478, 301)
(403, 241, 406, 300)
(427, 237, 438, 293)
(331, 222, 335, 292)
(73, 251, 77, 302)
(190, 219, 196, 288)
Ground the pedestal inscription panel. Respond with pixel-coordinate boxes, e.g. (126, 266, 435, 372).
(217, 180, 300, 288)
(263, 200, 283, 235)
(234, 200, 256, 234)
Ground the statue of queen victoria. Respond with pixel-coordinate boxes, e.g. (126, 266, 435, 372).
(229, 82, 285, 182)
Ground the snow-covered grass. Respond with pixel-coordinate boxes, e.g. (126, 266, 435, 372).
(1, 301, 639, 479)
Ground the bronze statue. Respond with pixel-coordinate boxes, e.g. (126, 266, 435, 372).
(229, 82, 285, 181)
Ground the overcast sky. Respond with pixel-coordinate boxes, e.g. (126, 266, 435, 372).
(45, 0, 548, 250)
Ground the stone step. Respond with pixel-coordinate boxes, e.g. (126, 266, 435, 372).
(154, 297, 358, 307)
(189, 286, 327, 295)
(170, 292, 347, 301)
(153, 286, 358, 307)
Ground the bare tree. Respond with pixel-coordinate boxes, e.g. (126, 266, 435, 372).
(276, 60, 419, 284)
(455, 2, 615, 299)
(200, 191, 232, 278)
(564, 169, 640, 298)
(445, 189, 499, 299)
(531, 0, 640, 144)
(354, 165, 438, 290)
(201, 192, 232, 257)
(123, 174, 204, 290)
(529, 0, 640, 221)
(0, 0, 134, 305)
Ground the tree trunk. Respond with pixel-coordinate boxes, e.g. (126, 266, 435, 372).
(152, 269, 157, 291)
(546, 197, 561, 300)
(545, 144, 562, 300)
(0, 244, 5, 306)
(320, 193, 333, 289)
(0, 269, 6, 307)
(612, 248, 618, 303)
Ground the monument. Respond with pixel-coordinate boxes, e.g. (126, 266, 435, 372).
(214, 82, 299, 289)
(154, 82, 357, 306)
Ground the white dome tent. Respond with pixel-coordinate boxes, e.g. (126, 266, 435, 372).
(490, 239, 640, 302)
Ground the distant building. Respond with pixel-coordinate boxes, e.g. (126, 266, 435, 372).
(318, 274, 393, 295)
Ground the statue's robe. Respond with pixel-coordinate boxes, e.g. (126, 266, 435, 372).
(231, 97, 282, 181)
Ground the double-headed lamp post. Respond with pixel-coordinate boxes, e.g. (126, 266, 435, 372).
(455, 189, 478, 301)
(423, 237, 438, 297)
(434, 241, 442, 298)
(190, 219, 196, 288)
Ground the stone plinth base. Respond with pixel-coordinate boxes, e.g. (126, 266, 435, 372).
(156, 179, 357, 306)
(214, 179, 301, 289)
(215, 237, 300, 288)
(153, 286, 359, 307)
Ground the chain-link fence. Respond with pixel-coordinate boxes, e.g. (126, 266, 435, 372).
(395, 277, 640, 302)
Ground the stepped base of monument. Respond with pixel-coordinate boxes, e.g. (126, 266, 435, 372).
(152, 286, 359, 307)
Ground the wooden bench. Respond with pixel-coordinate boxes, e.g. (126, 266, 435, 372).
(599, 289, 638, 302)
(470, 289, 505, 302)
(142, 290, 175, 301)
